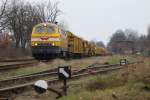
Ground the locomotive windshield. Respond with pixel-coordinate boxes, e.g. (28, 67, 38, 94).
(47, 26, 54, 33)
(35, 26, 45, 33)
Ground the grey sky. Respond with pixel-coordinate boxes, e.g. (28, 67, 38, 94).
(30, 0, 150, 44)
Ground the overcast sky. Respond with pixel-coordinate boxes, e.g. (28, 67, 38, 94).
(31, 0, 150, 44)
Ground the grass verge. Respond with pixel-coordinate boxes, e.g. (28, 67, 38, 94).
(60, 57, 150, 100)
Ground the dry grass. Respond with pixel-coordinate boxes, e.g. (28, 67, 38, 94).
(67, 56, 110, 70)
(7, 56, 148, 100)
(106, 55, 137, 64)
(61, 57, 150, 100)
(0, 55, 122, 80)
(0, 47, 31, 59)
(0, 56, 109, 80)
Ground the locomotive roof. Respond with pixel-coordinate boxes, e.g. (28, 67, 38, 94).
(34, 23, 58, 28)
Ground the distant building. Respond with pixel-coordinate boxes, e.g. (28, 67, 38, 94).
(114, 40, 135, 54)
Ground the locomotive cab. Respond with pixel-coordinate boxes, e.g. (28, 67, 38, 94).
(31, 23, 67, 59)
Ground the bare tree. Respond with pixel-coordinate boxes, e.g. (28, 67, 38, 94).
(5, 0, 42, 49)
(0, 0, 62, 51)
(0, 0, 8, 32)
(36, 0, 61, 23)
(111, 29, 127, 41)
(147, 25, 150, 49)
(96, 41, 105, 48)
(107, 29, 127, 53)
(124, 29, 140, 51)
(125, 29, 139, 41)
(107, 27, 150, 54)
(3, 0, 61, 50)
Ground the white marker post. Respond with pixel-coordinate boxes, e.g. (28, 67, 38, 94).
(120, 59, 127, 66)
(58, 66, 71, 95)
(34, 80, 48, 94)
(59, 68, 69, 78)
(34, 80, 63, 98)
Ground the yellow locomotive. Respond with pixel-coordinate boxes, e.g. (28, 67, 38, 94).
(31, 23, 68, 59)
(31, 22, 106, 59)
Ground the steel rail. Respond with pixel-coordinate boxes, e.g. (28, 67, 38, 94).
(0, 61, 143, 94)
(0, 58, 35, 62)
(0, 60, 38, 71)
(0, 58, 102, 85)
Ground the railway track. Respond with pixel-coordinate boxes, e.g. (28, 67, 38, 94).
(0, 57, 103, 71)
(0, 59, 38, 71)
(0, 60, 143, 97)
(0, 57, 104, 88)
(0, 58, 34, 62)
(0, 57, 102, 86)
(0, 58, 101, 89)
(0, 68, 58, 88)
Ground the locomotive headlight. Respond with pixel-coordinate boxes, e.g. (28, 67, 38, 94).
(52, 43, 55, 46)
(35, 43, 38, 46)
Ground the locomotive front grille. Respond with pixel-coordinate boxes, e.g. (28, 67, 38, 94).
(31, 46, 61, 54)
